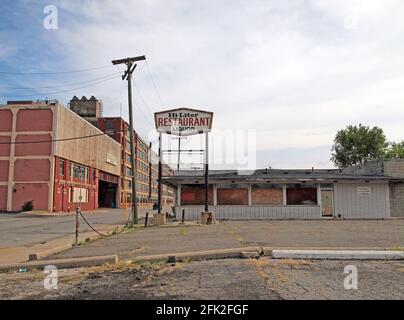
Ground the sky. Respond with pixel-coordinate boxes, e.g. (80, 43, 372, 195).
(1, 0, 404, 170)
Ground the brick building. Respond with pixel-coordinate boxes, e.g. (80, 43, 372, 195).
(0, 100, 121, 212)
(69, 97, 175, 209)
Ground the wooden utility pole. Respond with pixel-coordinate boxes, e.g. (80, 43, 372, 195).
(204, 132, 209, 212)
(112, 55, 146, 226)
(158, 133, 162, 214)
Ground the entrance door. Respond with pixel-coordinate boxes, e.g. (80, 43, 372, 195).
(321, 189, 334, 217)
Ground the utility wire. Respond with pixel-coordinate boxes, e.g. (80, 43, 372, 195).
(0, 73, 121, 90)
(0, 74, 120, 98)
(145, 61, 164, 107)
(133, 81, 155, 118)
(0, 129, 126, 145)
(0, 65, 114, 75)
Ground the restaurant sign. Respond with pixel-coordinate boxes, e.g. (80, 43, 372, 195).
(154, 107, 213, 136)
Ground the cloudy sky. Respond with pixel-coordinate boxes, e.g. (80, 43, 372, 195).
(1, 0, 404, 170)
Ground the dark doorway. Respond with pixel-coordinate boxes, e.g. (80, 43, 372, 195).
(98, 180, 117, 208)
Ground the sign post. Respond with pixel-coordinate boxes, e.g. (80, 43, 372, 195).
(154, 107, 214, 224)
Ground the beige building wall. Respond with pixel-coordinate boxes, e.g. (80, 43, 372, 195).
(54, 104, 121, 176)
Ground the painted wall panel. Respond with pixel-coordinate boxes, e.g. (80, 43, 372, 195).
(14, 134, 52, 156)
(14, 159, 50, 181)
(175, 205, 322, 220)
(0, 110, 13, 132)
(12, 183, 49, 211)
(0, 136, 11, 156)
(16, 109, 53, 131)
(0, 160, 9, 181)
(0, 185, 7, 210)
(334, 183, 390, 219)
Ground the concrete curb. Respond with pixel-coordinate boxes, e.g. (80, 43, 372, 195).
(29, 232, 105, 261)
(0, 255, 118, 273)
(0, 226, 118, 265)
(132, 247, 262, 263)
(271, 249, 404, 260)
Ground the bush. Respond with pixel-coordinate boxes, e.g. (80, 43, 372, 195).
(22, 200, 34, 212)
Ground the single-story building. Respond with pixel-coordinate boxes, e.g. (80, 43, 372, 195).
(162, 160, 404, 220)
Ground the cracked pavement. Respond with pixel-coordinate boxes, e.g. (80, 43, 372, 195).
(1, 258, 403, 300)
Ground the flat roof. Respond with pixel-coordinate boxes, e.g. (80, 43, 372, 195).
(162, 169, 402, 186)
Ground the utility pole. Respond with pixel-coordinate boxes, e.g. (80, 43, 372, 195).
(204, 132, 209, 212)
(158, 133, 162, 214)
(112, 55, 146, 226)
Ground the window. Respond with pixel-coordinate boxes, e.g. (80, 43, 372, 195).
(72, 187, 89, 203)
(286, 184, 317, 205)
(73, 164, 86, 180)
(106, 121, 114, 130)
(126, 154, 131, 164)
(251, 184, 283, 205)
(59, 159, 65, 177)
(125, 166, 132, 177)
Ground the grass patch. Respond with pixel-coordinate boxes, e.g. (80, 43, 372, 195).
(177, 227, 188, 236)
(276, 259, 313, 269)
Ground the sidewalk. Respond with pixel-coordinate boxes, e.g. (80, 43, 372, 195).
(0, 224, 120, 264)
(0, 206, 173, 265)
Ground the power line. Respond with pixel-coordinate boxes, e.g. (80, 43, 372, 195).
(0, 130, 126, 145)
(133, 82, 154, 117)
(0, 75, 120, 98)
(0, 73, 121, 90)
(0, 65, 114, 75)
(145, 60, 164, 107)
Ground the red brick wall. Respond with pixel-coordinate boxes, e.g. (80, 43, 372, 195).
(53, 156, 99, 212)
(181, 186, 213, 205)
(217, 188, 248, 205)
(252, 188, 283, 205)
(14, 134, 52, 156)
(16, 109, 53, 131)
(0, 110, 12, 132)
(12, 183, 49, 211)
(14, 159, 50, 181)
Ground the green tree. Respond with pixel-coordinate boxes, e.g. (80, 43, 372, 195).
(384, 141, 404, 159)
(331, 124, 387, 168)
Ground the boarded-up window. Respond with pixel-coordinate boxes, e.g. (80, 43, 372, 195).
(286, 184, 317, 205)
(217, 187, 248, 205)
(252, 184, 283, 205)
(72, 187, 88, 203)
(181, 185, 213, 205)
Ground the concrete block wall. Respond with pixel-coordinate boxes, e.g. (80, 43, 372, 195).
(342, 160, 384, 175)
(383, 160, 404, 178)
(342, 159, 404, 178)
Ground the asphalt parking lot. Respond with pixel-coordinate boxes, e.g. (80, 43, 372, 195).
(49, 219, 404, 260)
(1, 258, 403, 300)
